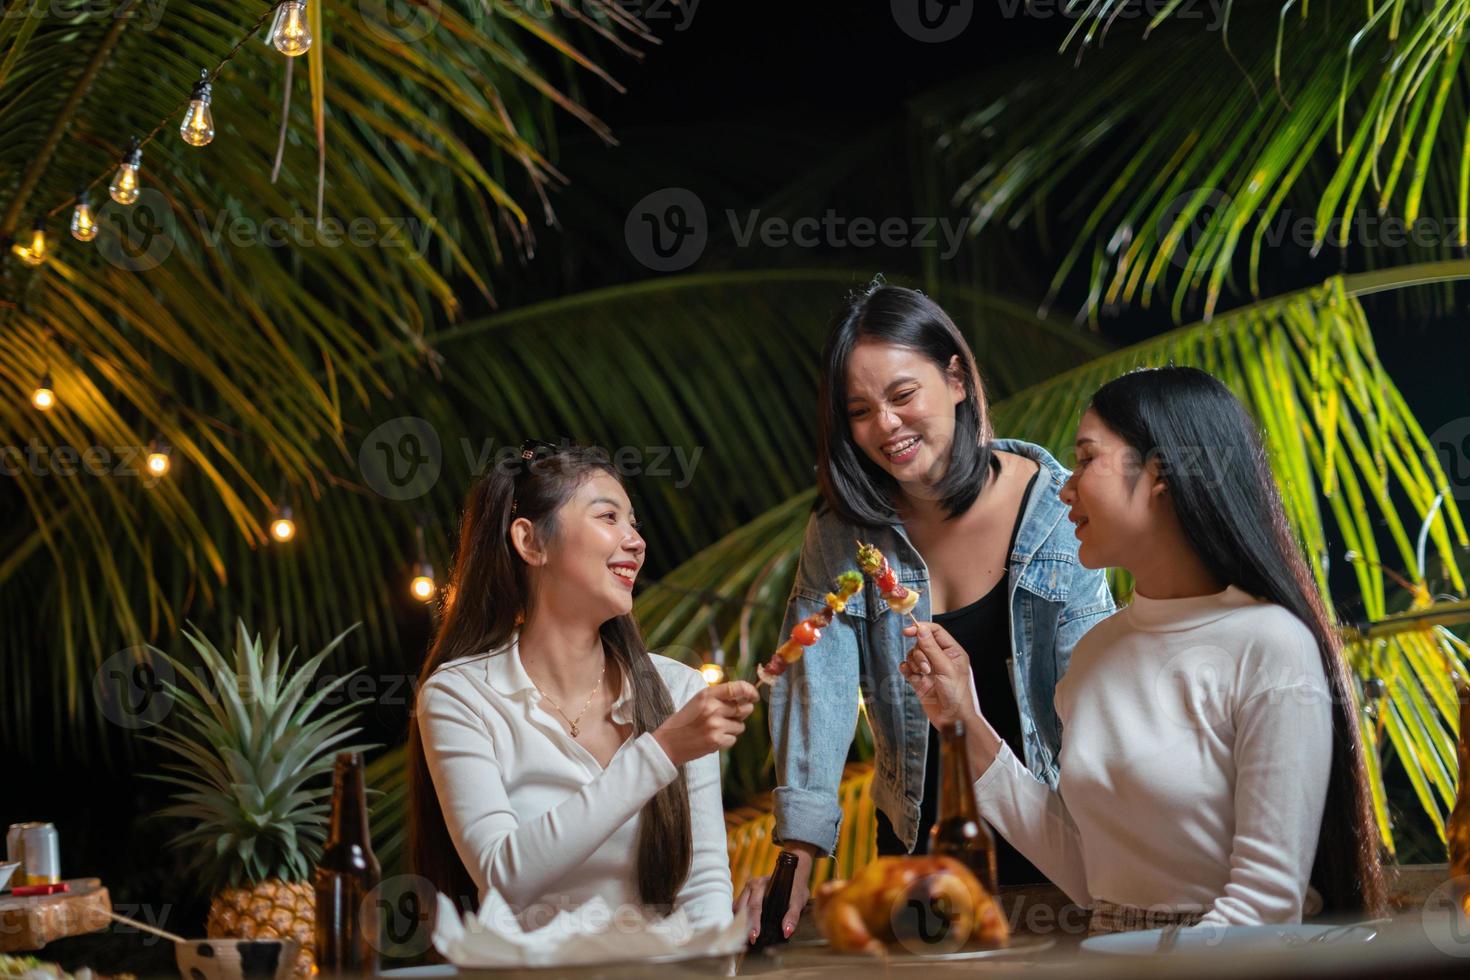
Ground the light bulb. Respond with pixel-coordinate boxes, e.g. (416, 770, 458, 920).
(110, 141, 142, 205)
(699, 663, 725, 686)
(180, 70, 215, 147)
(71, 192, 97, 242)
(14, 219, 46, 266)
(411, 565, 436, 602)
(31, 374, 55, 411)
(269, 0, 312, 57)
(271, 504, 296, 542)
(146, 448, 170, 476)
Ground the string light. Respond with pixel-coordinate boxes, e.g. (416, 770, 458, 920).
(31, 373, 55, 411)
(70, 189, 97, 242)
(12, 218, 47, 266)
(180, 70, 215, 147)
(269, 0, 313, 57)
(270, 503, 296, 542)
(145, 438, 171, 477)
(109, 138, 142, 205)
(33, 2, 300, 260)
(410, 565, 436, 601)
(409, 524, 436, 601)
(699, 620, 726, 686)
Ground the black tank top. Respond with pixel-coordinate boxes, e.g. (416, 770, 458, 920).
(875, 462, 1047, 886)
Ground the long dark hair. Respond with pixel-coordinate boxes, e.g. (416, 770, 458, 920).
(1089, 366, 1387, 917)
(816, 281, 996, 526)
(407, 446, 692, 914)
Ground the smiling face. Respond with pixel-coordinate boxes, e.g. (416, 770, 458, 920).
(1059, 408, 1169, 571)
(514, 471, 645, 625)
(844, 340, 966, 495)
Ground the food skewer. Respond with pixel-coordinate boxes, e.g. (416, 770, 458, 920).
(755, 571, 864, 686)
(855, 539, 923, 630)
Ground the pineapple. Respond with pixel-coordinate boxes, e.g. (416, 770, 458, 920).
(147, 620, 374, 978)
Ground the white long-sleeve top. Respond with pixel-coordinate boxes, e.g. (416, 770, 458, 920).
(417, 633, 733, 928)
(973, 586, 1334, 926)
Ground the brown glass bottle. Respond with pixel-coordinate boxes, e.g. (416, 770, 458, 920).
(314, 752, 382, 976)
(750, 850, 800, 950)
(1449, 676, 1470, 922)
(930, 719, 999, 896)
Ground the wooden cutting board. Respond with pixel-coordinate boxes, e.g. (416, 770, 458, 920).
(0, 878, 111, 952)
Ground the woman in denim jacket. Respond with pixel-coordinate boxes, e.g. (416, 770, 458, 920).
(736, 283, 1115, 943)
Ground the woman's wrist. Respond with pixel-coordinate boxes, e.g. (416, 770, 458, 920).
(962, 711, 1003, 783)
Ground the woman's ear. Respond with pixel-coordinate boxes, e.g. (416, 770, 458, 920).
(1141, 454, 1170, 500)
(947, 354, 965, 404)
(509, 517, 548, 566)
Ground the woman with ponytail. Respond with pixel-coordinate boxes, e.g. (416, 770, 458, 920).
(898, 368, 1386, 932)
(408, 441, 757, 927)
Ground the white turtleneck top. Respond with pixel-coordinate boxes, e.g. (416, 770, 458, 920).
(972, 585, 1335, 926)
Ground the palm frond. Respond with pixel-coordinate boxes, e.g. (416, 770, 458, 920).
(923, 2, 1470, 320)
(0, 270, 1104, 758)
(598, 267, 1470, 845)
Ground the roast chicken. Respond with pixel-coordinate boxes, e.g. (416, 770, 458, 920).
(812, 855, 1009, 956)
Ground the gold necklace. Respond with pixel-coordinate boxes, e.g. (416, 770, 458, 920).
(532, 659, 606, 738)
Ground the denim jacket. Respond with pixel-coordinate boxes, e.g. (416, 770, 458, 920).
(768, 439, 1116, 855)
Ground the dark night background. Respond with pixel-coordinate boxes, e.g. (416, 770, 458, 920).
(9, 2, 1469, 972)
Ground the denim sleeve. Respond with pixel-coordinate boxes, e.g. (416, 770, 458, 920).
(767, 513, 860, 857)
(1056, 565, 1116, 680)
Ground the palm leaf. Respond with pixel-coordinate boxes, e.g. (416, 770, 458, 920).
(514, 266, 1469, 847)
(0, 270, 1103, 757)
(923, 3, 1470, 321)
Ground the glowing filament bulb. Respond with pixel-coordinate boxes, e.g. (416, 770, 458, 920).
(699, 663, 725, 686)
(271, 505, 296, 542)
(146, 448, 171, 476)
(180, 70, 215, 147)
(71, 193, 97, 242)
(31, 374, 55, 411)
(269, 0, 312, 57)
(411, 563, 436, 602)
(12, 218, 47, 266)
(110, 141, 142, 205)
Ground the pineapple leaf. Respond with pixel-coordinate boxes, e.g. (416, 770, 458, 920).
(150, 619, 370, 893)
(179, 625, 254, 745)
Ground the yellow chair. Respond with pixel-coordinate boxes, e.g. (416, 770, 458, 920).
(724, 762, 876, 898)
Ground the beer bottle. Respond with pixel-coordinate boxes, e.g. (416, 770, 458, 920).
(930, 719, 999, 896)
(750, 850, 800, 950)
(1449, 675, 1470, 922)
(314, 752, 382, 975)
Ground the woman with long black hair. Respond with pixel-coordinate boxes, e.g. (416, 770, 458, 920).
(407, 442, 758, 928)
(900, 367, 1387, 931)
(738, 281, 1116, 942)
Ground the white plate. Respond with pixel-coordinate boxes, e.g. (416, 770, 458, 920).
(377, 949, 740, 978)
(1081, 922, 1380, 955)
(771, 933, 1054, 965)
